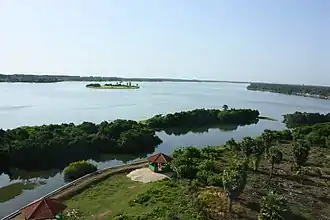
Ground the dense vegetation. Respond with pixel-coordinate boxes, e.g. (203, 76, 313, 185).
(65, 123, 330, 219)
(166, 126, 330, 219)
(145, 108, 260, 129)
(247, 83, 330, 99)
(0, 73, 231, 83)
(283, 111, 330, 128)
(0, 120, 162, 170)
(63, 161, 97, 181)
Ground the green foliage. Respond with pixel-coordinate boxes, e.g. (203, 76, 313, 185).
(63, 160, 97, 181)
(268, 148, 283, 178)
(291, 140, 310, 168)
(0, 119, 162, 169)
(240, 137, 256, 158)
(222, 104, 229, 111)
(226, 138, 240, 151)
(222, 160, 248, 212)
(283, 111, 330, 128)
(126, 180, 203, 220)
(247, 83, 330, 100)
(251, 140, 265, 171)
(172, 147, 223, 187)
(293, 123, 330, 147)
(258, 191, 288, 220)
(145, 108, 259, 129)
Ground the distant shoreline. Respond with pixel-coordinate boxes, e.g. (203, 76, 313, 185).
(0, 73, 249, 84)
(247, 83, 330, 100)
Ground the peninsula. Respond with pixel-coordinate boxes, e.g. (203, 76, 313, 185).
(86, 82, 140, 89)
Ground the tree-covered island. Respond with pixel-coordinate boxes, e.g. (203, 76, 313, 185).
(144, 108, 260, 130)
(247, 82, 330, 100)
(86, 82, 140, 89)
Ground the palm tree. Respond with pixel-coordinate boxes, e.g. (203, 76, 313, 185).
(268, 148, 283, 178)
(258, 191, 288, 220)
(222, 161, 248, 213)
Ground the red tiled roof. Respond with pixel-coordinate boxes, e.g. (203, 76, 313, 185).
(147, 153, 173, 164)
(21, 198, 67, 220)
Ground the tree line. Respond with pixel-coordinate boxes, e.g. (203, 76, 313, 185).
(145, 108, 260, 129)
(283, 111, 330, 128)
(0, 73, 225, 83)
(0, 120, 162, 171)
(247, 83, 330, 99)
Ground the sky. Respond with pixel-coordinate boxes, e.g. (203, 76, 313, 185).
(0, 0, 329, 84)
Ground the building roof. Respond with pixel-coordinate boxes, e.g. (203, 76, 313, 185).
(147, 153, 173, 164)
(21, 198, 67, 220)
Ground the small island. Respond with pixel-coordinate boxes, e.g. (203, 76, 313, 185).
(86, 81, 140, 89)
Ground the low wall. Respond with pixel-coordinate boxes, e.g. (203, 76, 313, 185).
(2, 159, 148, 220)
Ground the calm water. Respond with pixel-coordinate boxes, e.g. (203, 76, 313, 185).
(1, 81, 330, 217)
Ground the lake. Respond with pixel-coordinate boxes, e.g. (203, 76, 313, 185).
(1, 81, 330, 218)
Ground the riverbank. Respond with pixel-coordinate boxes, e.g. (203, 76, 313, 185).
(247, 83, 330, 100)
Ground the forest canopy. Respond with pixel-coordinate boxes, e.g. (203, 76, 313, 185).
(283, 112, 330, 128)
(145, 108, 260, 129)
(0, 120, 162, 170)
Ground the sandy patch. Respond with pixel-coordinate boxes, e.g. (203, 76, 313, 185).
(126, 168, 173, 183)
(96, 210, 112, 219)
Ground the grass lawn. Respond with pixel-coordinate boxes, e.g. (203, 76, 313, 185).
(65, 174, 202, 220)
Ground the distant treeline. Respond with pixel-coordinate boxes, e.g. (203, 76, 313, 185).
(0, 73, 240, 83)
(145, 108, 260, 129)
(284, 112, 330, 128)
(247, 83, 330, 99)
(0, 120, 162, 170)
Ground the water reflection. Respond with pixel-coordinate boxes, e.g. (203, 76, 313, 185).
(7, 168, 60, 181)
(0, 181, 45, 203)
(157, 120, 259, 136)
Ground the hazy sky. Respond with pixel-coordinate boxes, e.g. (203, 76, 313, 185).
(0, 0, 329, 84)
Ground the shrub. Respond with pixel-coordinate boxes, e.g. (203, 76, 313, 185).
(63, 160, 97, 181)
(258, 191, 288, 220)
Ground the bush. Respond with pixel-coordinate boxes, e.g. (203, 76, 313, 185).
(63, 160, 97, 181)
(258, 191, 288, 220)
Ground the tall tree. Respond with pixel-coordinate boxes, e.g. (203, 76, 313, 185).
(261, 132, 275, 156)
(222, 161, 248, 213)
(251, 139, 265, 171)
(222, 104, 229, 111)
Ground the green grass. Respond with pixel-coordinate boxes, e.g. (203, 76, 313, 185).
(65, 174, 203, 220)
